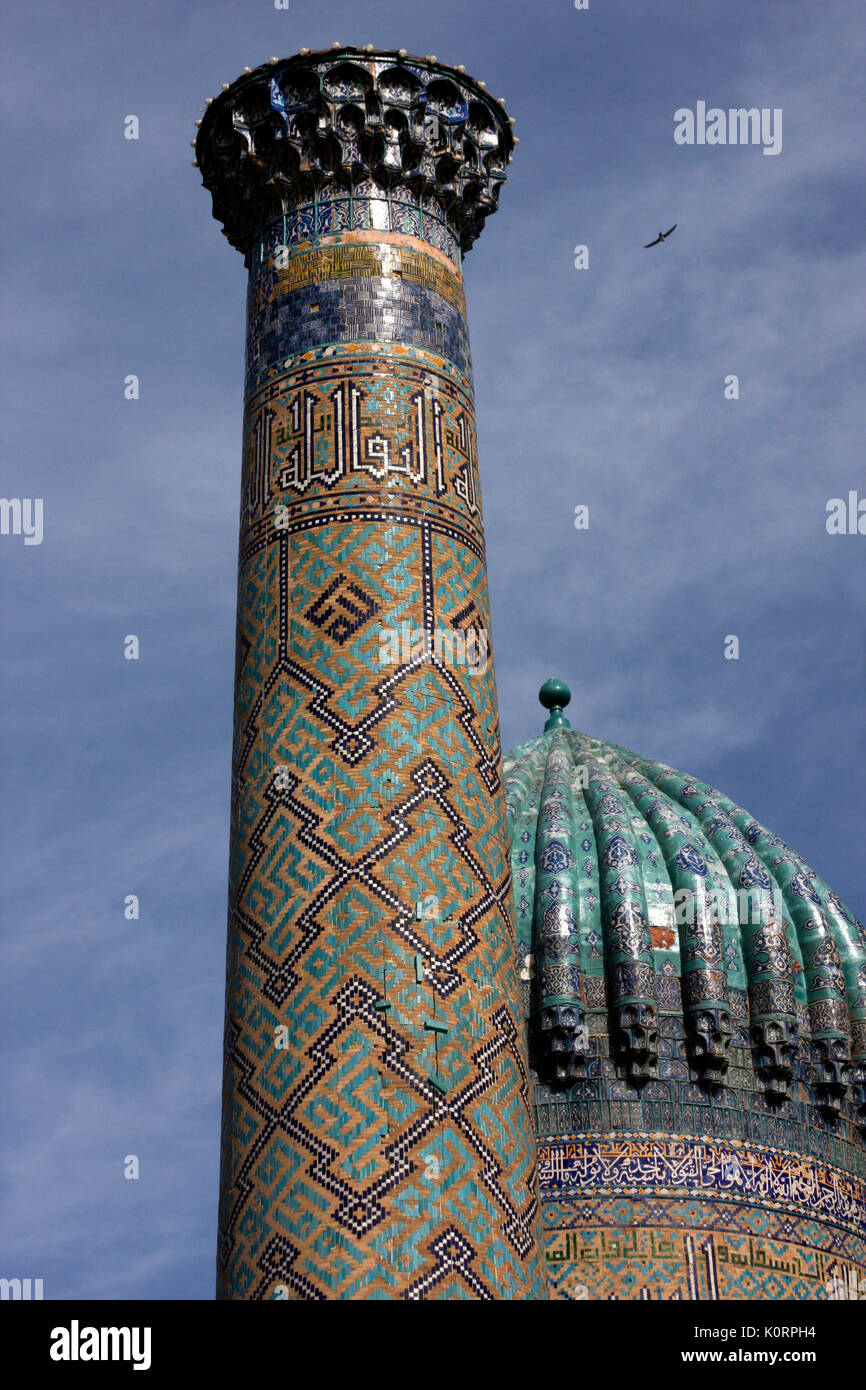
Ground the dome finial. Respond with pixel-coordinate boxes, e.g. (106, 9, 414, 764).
(539, 677, 571, 732)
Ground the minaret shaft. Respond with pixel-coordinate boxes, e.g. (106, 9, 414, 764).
(197, 48, 545, 1300)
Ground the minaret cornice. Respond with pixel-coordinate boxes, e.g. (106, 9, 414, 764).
(194, 46, 515, 261)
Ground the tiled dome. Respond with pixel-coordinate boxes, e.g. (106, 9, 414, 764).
(503, 682, 866, 1125)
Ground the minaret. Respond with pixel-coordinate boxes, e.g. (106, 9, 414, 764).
(195, 46, 545, 1300)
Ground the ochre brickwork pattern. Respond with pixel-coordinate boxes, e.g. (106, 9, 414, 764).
(217, 223, 545, 1298)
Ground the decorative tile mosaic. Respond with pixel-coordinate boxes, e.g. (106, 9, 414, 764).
(542, 1199, 866, 1300)
(505, 699, 866, 1298)
(197, 49, 543, 1300)
(245, 233, 474, 395)
(254, 197, 460, 265)
(539, 1135, 866, 1231)
(504, 720, 866, 1135)
(540, 1136, 866, 1299)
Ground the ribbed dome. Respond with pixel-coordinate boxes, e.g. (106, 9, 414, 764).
(503, 694, 866, 1128)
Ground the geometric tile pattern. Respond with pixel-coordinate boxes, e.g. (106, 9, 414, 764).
(541, 1133, 866, 1299)
(539, 1135, 866, 1233)
(219, 317, 544, 1296)
(542, 1188, 866, 1300)
(197, 48, 544, 1298)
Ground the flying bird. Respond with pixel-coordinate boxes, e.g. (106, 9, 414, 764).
(644, 224, 677, 248)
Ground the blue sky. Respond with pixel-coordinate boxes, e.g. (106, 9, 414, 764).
(1, 0, 863, 1299)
